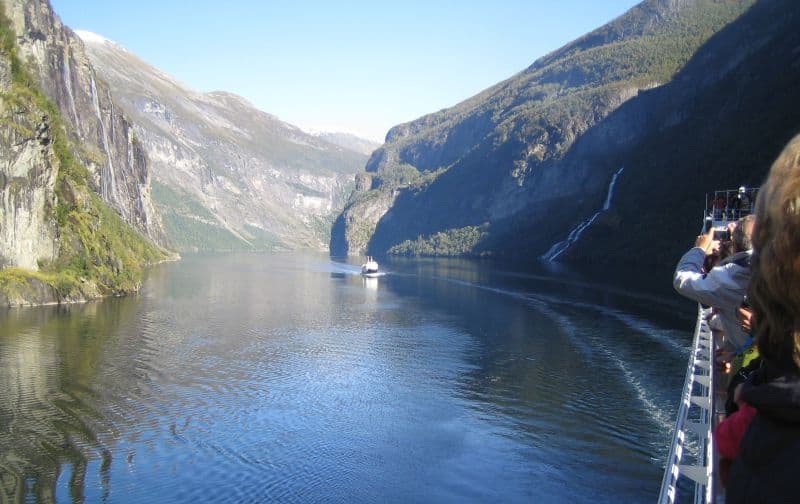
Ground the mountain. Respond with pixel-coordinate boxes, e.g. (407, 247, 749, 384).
(312, 132, 381, 156)
(78, 32, 369, 252)
(331, 0, 789, 277)
(0, 0, 167, 306)
(556, 0, 800, 276)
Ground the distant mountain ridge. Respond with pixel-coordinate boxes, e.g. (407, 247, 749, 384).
(312, 131, 381, 156)
(331, 0, 797, 280)
(79, 31, 370, 252)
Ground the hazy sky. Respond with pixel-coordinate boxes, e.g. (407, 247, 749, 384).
(50, 0, 641, 142)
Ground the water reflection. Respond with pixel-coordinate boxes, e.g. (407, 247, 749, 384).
(362, 276, 378, 292)
(0, 253, 691, 503)
(381, 255, 691, 499)
(0, 301, 136, 502)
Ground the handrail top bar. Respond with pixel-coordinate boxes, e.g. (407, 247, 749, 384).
(706, 186, 760, 223)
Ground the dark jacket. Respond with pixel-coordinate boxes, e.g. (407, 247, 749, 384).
(726, 363, 800, 503)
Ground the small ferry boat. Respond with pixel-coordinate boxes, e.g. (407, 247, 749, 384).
(361, 256, 379, 277)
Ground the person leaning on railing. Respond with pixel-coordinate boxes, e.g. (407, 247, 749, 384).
(673, 216, 755, 356)
(715, 134, 800, 504)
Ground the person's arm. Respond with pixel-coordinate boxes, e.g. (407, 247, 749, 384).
(673, 230, 722, 304)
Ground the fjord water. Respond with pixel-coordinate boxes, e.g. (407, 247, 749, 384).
(0, 253, 693, 503)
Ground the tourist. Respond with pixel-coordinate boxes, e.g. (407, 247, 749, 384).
(713, 193, 727, 219)
(721, 134, 800, 503)
(673, 216, 755, 354)
(737, 186, 752, 217)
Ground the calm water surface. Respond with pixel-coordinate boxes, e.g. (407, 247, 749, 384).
(0, 253, 695, 503)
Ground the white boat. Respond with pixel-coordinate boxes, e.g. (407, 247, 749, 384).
(361, 257, 379, 277)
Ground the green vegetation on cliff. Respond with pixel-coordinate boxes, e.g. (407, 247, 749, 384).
(562, 0, 800, 274)
(388, 225, 489, 257)
(152, 181, 286, 252)
(375, 0, 753, 169)
(0, 7, 165, 305)
(152, 181, 246, 251)
(334, 0, 756, 258)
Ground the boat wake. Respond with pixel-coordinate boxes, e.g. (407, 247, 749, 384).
(422, 272, 681, 458)
(327, 263, 386, 277)
(526, 296, 677, 461)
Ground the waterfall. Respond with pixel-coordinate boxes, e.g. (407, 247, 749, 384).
(602, 166, 624, 210)
(62, 55, 79, 126)
(541, 166, 625, 262)
(90, 74, 119, 207)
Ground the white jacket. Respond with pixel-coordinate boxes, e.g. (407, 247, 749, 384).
(673, 248, 752, 352)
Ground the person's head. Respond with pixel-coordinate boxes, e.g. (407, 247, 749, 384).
(731, 215, 754, 253)
(751, 134, 800, 371)
(718, 238, 734, 261)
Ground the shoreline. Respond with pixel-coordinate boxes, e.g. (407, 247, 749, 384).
(0, 252, 181, 309)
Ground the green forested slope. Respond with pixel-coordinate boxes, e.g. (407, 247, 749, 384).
(561, 0, 800, 278)
(331, 0, 758, 261)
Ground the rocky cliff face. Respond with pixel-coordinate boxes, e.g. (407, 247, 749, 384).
(331, 0, 755, 257)
(330, 173, 397, 257)
(2, 0, 164, 252)
(0, 53, 57, 270)
(0, 1, 165, 306)
(79, 33, 369, 252)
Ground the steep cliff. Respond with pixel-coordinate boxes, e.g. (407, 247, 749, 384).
(79, 33, 369, 252)
(4, 0, 165, 246)
(0, 46, 57, 271)
(560, 0, 800, 273)
(0, 2, 165, 306)
(331, 0, 756, 257)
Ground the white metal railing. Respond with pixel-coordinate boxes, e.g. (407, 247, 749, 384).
(659, 305, 715, 504)
(707, 187, 758, 221)
(662, 187, 758, 502)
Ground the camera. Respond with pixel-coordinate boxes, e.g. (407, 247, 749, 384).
(741, 295, 750, 309)
(713, 229, 731, 241)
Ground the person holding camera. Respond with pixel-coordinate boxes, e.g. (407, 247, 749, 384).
(673, 215, 755, 354)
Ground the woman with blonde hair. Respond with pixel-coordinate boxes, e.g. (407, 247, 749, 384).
(725, 134, 800, 503)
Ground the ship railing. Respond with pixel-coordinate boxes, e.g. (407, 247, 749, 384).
(661, 186, 760, 502)
(658, 305, 716, 504)
(706, 187, 759, 222)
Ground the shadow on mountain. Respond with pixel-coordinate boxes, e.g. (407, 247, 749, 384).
(368, 0, 799, 284)
(551, 0, 800, 281)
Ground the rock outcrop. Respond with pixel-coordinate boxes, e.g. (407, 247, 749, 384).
(330, 173, 397, 257)
(4, 0, 165, 249)
(0, 67, 57, 270)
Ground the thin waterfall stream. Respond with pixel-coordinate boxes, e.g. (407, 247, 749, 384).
(542, 166, 625, 262)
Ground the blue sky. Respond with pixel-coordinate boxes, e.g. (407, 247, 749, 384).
(51, 0, 641, 142)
